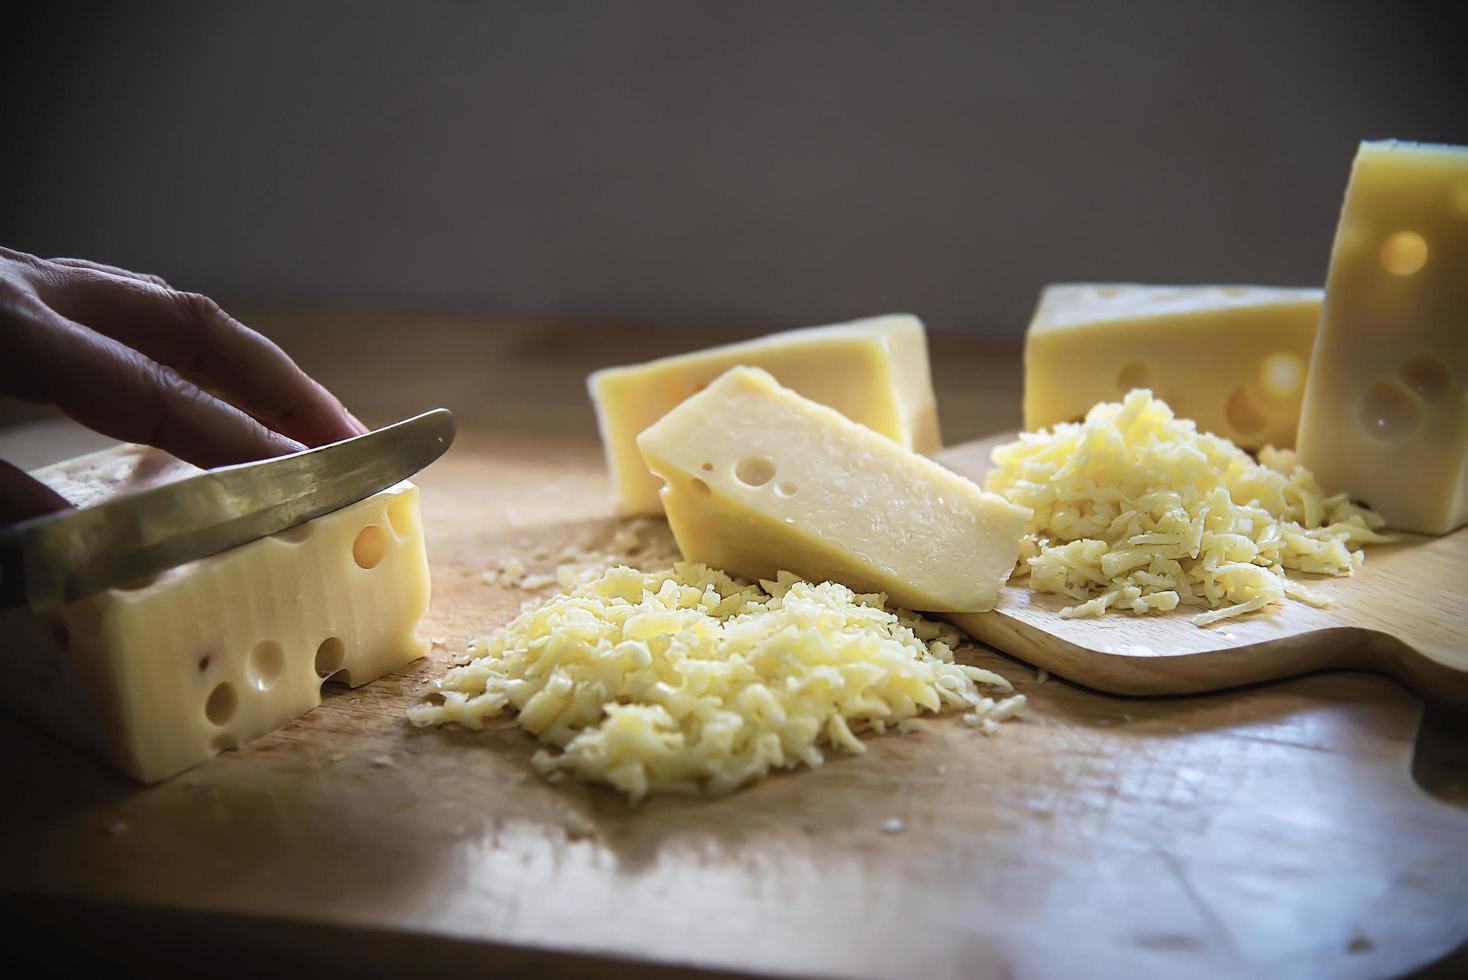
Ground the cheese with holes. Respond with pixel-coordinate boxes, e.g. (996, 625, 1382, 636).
(1297, 140, 1468, 534)
(0, 445, 431, 783)
(636, 367, 1029, 612)
(591, 314, 941, 515)
(1023, 284, 1322, 449)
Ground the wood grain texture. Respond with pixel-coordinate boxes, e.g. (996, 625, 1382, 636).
(1, 313, 1466, 978)
(939, 435, 1468, 703)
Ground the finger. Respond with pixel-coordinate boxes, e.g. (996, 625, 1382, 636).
(45, 257, 170, 289)
(35, 271, 366, 445)
(7, 296, 307, 468)
(0, 460, 73, 525)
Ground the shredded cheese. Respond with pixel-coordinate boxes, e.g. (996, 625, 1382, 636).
(986, 389, 1392, 626)
(409, 563, 1023, 801)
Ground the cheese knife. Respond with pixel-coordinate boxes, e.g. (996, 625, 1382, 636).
(0, 408, 455, 613)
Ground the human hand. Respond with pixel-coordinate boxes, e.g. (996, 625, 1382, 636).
(0, 247, 368, 524)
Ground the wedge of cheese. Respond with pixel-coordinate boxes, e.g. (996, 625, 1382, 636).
(0, 445, 432, 783)
(637, 367, 1029, 612)
(590, 314, 941, 515)
(1023, 284, 1322, 449)
(1297, 141, 1468, 534)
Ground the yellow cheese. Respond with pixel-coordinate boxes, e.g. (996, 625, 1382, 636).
(1297, 140, 1468, 534)
(410, 563, 1024, 802)
(0, 446, 432, 783)
(590, 314, 941, 514)
(987, 389, 1391, 626)
(1023, 284, 1322, 449)
(636, 367, 1030, 612)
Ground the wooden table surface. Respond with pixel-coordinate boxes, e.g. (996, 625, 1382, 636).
(1, 312, 1466, 979)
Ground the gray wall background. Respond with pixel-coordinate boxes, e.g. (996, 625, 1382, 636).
(2, 1, 1464, 336)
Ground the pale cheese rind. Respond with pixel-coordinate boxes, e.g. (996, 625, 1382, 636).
(636, 367, 1029, 612)
(590, 314, 942, 515)
(0, 446, 432, 783)
(1296, 140, 1468, 534)
(1024, 284, 1322, 450)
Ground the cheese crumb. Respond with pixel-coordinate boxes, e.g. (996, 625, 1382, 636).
(553, 518, 679, 591)
(409, 563, 1021, 801)
(987, 390, 1392, 626)
(563, 809, 596, 840)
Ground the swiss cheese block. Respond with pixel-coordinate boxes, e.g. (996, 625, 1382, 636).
(636, 367, 1029, 612)
(590, 314, 941, 515)
(1297, 141, 1468, 534)
(1023, 284, 1322, 449)
(0, 446, 432, 783)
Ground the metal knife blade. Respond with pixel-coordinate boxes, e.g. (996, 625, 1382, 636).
(0, 408, 455, 613)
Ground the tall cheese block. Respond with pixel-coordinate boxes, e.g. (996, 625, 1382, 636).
(590, 314, 941, 515)
(1297, 141, 1468, 534)
(1023, 284, 1322, 449)
(0, 445, 432, 783)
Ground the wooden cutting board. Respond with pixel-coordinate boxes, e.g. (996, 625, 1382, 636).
(2, 317, 1466, 979)
(938, 435, 1468, 704)
(2, 425, 1467, 980)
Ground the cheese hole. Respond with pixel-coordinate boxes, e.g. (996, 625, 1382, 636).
(1116, 362, 1150, 393)
(198, 654, 211, 673)
(210, 734, 238, 755)
(1380, 231, 1428, 276)
(205, 682, 237, 726)
(315, 637, 346, 679)
(1357, 381, 1422, 440)
(386, 494, 417, 538)
(1260, 352, 1305, 400)
(1398, 355, 1451, 402)
(246, 640, 285, 691)
(700, 462, 713, 472)
(272, 523, 313, 543)
(734, 456, 776, 488)
(775, 481, 798, 497)
(353, 525, 388, 569)
(690, 477, 711, 497)
(1225, 387, 1267, 435)
(117, 574, 159, 592)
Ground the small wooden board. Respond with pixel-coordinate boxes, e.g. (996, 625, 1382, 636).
(938, 435, 1468, 703)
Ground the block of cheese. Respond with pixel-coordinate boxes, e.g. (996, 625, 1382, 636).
(1297, 141, 1468, 535)
(590, 314, 942, 515)
(0, 445, 432, 783)
(1023, 284, 1322, 449)
(636, 367, 1030, 612)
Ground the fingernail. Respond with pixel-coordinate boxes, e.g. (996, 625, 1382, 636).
(347, 410, 370, 435)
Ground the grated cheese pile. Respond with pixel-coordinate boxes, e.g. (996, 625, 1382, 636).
(409, 563, 1023, 801)
(985, 389, 1392, 626)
